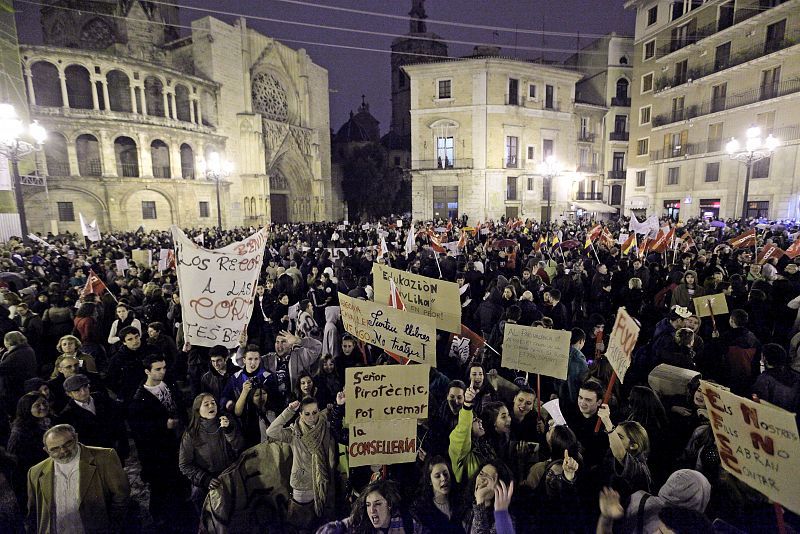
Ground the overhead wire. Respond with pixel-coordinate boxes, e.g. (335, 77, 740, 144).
(13, 0, 628, 72)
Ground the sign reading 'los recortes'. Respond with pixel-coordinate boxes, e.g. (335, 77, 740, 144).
(172, 226, 268, 349)
(338, 293, 436, 364)
(372, 264, 461, 333)
(701, 381, 800, 515)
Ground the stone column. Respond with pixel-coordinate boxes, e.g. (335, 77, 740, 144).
(90, 77, 99, 110)
(189, 97, 196, 123)
(98, 130, 116, 177)
(170, 141, 182, 179)
(140, 86, 148, 116)
(23, 67, 36, 107)
(168, 92, 176, 120)
(101, 81, 110, 112)
(58, 71, 69, 108)
(162, 90, 169, 118)
(130, 85, 138, 114)
(66, 137, 79, 177)
(196, 100, 203, 125)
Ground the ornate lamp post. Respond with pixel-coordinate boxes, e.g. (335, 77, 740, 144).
(538, 155, 561, 226)
(726, 126, 779, 220)
(0, 103, 47, 240)
(197, 151, 233, 229)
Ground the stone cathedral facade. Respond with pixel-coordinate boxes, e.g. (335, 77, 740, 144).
(19, 0, 338, 234)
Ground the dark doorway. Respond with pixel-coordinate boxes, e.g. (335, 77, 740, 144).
(270, 194, 289, 223)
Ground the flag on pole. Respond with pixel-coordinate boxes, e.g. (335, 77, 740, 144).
(380, 235, 389, 257)
(621, 233, 637, 255)
(757, 243, 784, 264)
(404, 228, 416, 255)
(585, 224, 601, 249)
(600, 227, 615, 248)
(82, 269, 110, 298)
(550, 234, 560, 248)
(638, 237, 649, 258)
(457, 230, 467, 250)
(536, 235, 546, 250)
(650, 228, 671, 253)
(427, 230, 446, 254)
(79, 213, 101, 242)
(728, 228, 756, 249)
(446, 219, 453, 233)
(785, 237, 800, 259)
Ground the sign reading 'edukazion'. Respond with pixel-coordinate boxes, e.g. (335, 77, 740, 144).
(172, 226, 268, 348)
(372, 264, 461, 333)
(338, 293, 436, 364)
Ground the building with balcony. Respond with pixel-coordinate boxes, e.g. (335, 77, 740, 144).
(566, 33, 635, 214)
(405, 54, 593, 221)
(14, 1, 337, 234)
(624, 0, 800, 220)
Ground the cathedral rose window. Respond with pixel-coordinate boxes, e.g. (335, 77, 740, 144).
(252, 72, 288, 122)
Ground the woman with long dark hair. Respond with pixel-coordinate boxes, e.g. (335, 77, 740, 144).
(7, 392, 51, 508)
(317, 479, 415, 534)
(462, 459, 516, 534)
(179, 393, 245, 510)
(411, 455, 464, 533)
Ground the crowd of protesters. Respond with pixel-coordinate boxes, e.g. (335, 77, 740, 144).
(0, 214, 797, 533)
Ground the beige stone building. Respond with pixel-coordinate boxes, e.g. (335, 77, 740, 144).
(405, 54, 625, 222)
(566, 33, 635, 214)
(17, 1, 337, 234)
(624, 0, 800, 220)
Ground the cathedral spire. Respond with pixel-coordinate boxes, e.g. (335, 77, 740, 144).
(409, 0, 427, 34)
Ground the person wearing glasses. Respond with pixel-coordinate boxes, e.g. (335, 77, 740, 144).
(26, 424, 130, 534)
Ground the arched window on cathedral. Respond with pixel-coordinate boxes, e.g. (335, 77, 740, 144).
(31, 62, 62, 108)
(76, 134, 102, 176)
(175, 84, 191, 122)
(44, 133, 70, 176)
(114, 136, 139, 177)
(65, 65, 93, 109)
(151, 140, 171, 178)
(144, 76, 165, 117)
(107, 70, 132, 113)
(180, 143, 194, 179)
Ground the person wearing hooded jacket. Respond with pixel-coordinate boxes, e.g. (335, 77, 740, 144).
(597, 469, 712, 534)
(322, 306, 342, 359)
(670, 270, 704, 312)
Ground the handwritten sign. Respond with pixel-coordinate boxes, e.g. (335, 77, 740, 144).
(693, 293, 729, 318)
(701, 381, 800, 514)
(171, 225, 268, 348)
(348, 419, 418, 467)
(605, 307, 639, 383)
(338, 293, 436, 364)
(131, 249, 152, 267)
(501, 324, 571, 379)
(115, 258, 129, 272)
(345, 364, 429, 423)
(371, 264, 461, 333)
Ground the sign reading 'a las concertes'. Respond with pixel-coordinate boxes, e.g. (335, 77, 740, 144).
(372, 264, 461, 333)
(171, 226, 268, 348)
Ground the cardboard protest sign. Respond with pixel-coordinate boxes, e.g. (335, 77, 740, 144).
(371, 264, 461, 333)
(693, 293, 729, 318)
(348, 419, 418, 467)
(605, 307, 639, 383)
(339, 293, 436, 364)
(501, 324, 571, 379)
(114, 258, 128, 272)
(701, 380, 800, 514)
(345, 364, 429, 423)
(172, 226, 268, 348)
(132, 249, 152, 267)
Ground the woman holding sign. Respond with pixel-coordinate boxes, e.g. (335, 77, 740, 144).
(266, 397, 337, 532)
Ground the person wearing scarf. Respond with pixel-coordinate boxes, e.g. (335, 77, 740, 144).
(179, 393, 245, 511)
(267, 396, 337, 532)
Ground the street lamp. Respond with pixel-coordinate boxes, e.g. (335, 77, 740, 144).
(0, 103, 47, 240)
(538, 155, 561, 226)
(197, 151, 233, 229)
(726, 125, 779, 220)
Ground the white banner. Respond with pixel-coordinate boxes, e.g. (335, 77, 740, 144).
(79, 213, 101, 242)
(172, 225, 268, 348)
(628, 214, 659, 236)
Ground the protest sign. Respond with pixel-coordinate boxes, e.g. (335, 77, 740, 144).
(605, 307, 639, 383)
(345, 364, 429, 423)
(132, 249, 152, 267)
(348, 419, 418, 467)
(693, 293, 729, 318)
(372, 264, 461, 333)
(172, 226, 268, 348)
(701, 380, 800, 514)
(339, 293, 436, 364)
(501, 324, 571, 379)
(115, 258, 128, 272)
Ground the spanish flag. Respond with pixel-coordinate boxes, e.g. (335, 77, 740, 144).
(621, 234, 637, 255)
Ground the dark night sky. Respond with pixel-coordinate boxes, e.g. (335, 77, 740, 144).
(14, 0, 636, 132)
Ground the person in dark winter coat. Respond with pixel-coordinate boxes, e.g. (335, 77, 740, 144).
(752, 344, 800, 413)
(708, 309, 762, 395)
(107, 326, 160, 404)
(0, 331, 37, 416)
